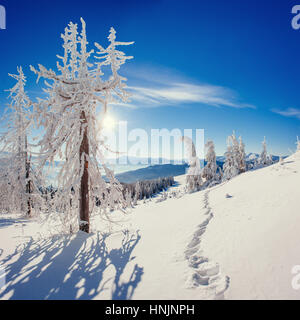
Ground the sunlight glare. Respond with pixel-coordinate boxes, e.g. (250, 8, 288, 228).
(102, 115, 116, 130)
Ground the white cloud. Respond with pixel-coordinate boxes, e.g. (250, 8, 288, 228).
(125, 83, 255, 109)
(113, 66, 255, 109)
(109, 65, 255, 109)
(272, 108, 300, 120)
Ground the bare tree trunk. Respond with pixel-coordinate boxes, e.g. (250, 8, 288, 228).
(25, 157, 32, 217)
(79, 111, 90, 233)
(24, 136, 32, 217)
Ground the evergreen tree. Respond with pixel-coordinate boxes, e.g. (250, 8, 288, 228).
(182, 136, 202, 192)
(30, 19, 133, 233)
(202, 140, 217, 182)
(0, 67, 40, 216)
(125, 189, 132, 208)
(133, 181, 141, 205)
(231, 131, 240, 168)
(223, 134, 239, 180)
(258, 137, 271, 166)
(238, 136, 246, 173)
(296, 136, 300, 152)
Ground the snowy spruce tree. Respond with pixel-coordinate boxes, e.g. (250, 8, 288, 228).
(202, 140, 217, 182)
(223, 133, 239, 181)
(259, 137, 268, 165)
(0, 67, 39, 216)
(258, 137, 272, 166)
(133, 181, 141, 206)
(238, 136, 246, 173)
(182, 136, 202, 192)
(232, 131, 240, 166)
(124, 189, 132, 208)
(296, 136, 300, 152)
(30, 19, 133, 233)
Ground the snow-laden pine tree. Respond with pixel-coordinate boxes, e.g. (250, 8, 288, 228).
(279, 156, 283, 165)
(124, 189, 132, 208)
(182, 136, 202, 192)
(267, 154, 274, 165)
(0, 67, 40, 216)
(30, 19, 133, 233)
(0, 158, 12, 213)
(217, 166, 223, 181)
(223, 134, 239, 181)
(231, 131, 240, 166)
(296, 136, 300, 152)
(133, 181, 141, 206)
(259, 137, 267, 165)
(202, 140, 217, 182)
(161, 190, 168, 201)
(258, 137, 272, 166)
(238, 136, 246, 173)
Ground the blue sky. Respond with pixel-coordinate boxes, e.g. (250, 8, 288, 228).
(0, 0, 300, 156)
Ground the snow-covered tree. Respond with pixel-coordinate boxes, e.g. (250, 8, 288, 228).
(0, 158, 12, 213)
(124, 189, 132, 208)
(223, 133, 239, 181)
(30, 19, 134, 233)
(122, 177, 174, 204)
(238, 136, 246, 173)
(0, 67, 40, 216)
(161, 190, 168, 201)
(232, 131, 240, 165)
(267, 154, 274, 165)
(217, 166, 223, 181)
(133, 181, 141, 205)
(182, 136, 202, 192)
(279, 156, 284, 165)
(259, 137, 268, 165)
(296, 136, 300, 152)
(258, 137, 272, 166)
(202, 140, 217, 182)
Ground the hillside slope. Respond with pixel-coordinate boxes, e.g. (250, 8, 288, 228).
(0, 153, 299, 300)
(201, 151, 300, 299)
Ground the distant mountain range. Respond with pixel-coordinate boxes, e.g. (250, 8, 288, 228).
(0, 152, 286, 185)
(106, 156, 185, 165)
(216, 153, 283, 163)
(115, 163, 189, 183)
(111, 153, 285, 184)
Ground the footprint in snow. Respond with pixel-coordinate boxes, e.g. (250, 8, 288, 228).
(185, 191, 230, 299)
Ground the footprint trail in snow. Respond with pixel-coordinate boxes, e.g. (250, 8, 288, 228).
(185, 190, 230, 299)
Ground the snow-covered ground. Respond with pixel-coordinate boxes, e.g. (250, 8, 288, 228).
(202, 151, 300, 299)
(0, 152, 299, 300)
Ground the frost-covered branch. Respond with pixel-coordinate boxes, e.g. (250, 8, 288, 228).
(30, 19, 134, 233)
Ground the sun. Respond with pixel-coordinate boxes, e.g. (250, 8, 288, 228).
(102, 115, 116, 130)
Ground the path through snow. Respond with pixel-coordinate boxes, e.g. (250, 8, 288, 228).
(185, 190, 229, 299)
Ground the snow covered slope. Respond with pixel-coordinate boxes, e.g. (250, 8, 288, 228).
(0, 177, 227, 300)
(201, 151, 300, 299)
(0, 152, 299, 300)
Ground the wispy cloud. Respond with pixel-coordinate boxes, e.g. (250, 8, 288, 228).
(272, 108, 300, 120)
(126, 83, 255, 109)
(115, 66, 256, 109)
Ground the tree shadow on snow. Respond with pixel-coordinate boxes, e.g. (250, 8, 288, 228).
(0, 217, 29, 229)
(0, 230, 143, 300)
